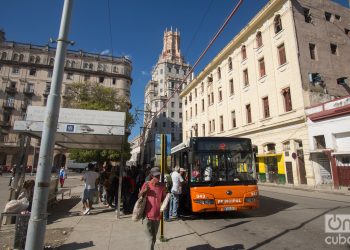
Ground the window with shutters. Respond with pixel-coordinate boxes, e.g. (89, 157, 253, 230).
(241, 45, 247, 60)
(218, 88, 223, 102)
(202, 99, 204, 112)
(274, 15, 282, 33)
(282, 87, 292, 112)
(256, 32, 263, 48)
(231, 110, 236, 128)
(262, 96, 270, 118)
(259, 58, 266, 77)
(309, 43, 316, 60)
(217, 67, 221, 80)
(278, 44, 287, 65)
(229, 79, 234, 95)
(220, 115, 224, 132)
(330, 43, 338, 55)
(195, 104, 198, 116)
(246, 104, 252, 123)
(243, 69, 249, 87)
(228, 57, 232, 71)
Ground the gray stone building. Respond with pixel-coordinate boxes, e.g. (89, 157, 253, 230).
(0, 35, 132, 167)
(141, 28, 192, 165)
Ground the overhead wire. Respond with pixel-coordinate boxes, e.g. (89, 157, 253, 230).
(142, 0, 244, 136)
(184, 0, 214, 56)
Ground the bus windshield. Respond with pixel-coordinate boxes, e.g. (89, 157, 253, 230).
(190, 151, 255, 184)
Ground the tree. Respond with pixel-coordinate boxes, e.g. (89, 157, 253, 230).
(63, 82, 134, 164)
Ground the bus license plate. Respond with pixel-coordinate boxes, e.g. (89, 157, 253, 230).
(224, 207, 237, 211)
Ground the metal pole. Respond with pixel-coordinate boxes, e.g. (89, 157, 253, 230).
(116, 135, 124, 218)
(25, 1, 74, 249)
(159, 134, 166, 242)
(117, 117, 127, 219)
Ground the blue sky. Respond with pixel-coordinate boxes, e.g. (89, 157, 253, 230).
(1, 0, 348, 141)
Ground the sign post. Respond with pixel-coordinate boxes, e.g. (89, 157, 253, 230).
(159, 134, 167, 242)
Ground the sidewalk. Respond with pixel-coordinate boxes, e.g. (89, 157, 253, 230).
(258, 182, 350, 196)
(46, 184, 205, 250)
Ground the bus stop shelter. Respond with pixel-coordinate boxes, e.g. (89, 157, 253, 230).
(13, 106, 126, 150)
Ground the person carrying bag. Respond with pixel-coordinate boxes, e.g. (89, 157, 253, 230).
(132, 182, 148, 221)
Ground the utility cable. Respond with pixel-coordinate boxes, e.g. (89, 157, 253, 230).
(184, 0, 214, 56)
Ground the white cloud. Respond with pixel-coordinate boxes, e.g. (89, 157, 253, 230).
(100, 49, 110, 55)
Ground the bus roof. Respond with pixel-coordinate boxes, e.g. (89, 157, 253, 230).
(171, 137, 252, 154)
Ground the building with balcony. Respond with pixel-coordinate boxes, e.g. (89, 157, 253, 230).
(180, 0, 350, 187)
(0, 34, 133, 167)
(141, 28, 192, 165)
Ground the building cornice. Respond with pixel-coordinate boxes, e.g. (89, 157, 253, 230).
(1, 41, 132, 67)
(0, 59, 133, 82)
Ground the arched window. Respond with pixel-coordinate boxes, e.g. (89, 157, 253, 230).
(274, 15, 282, 34)
(12, 53, 19, 61)
(49, 58, 54, 66)
(256, 31, 263, 47)
(71, 61, 75, 68)
(241, 45, 247, 60)
(1, 52, 7, 60)
(29, 56, 35, 63)
(228, 57, 232, 71)
(19, 54, 24, 62)
(89, 63, 93, 70)
(35, 56, 40, 64)
(65, 60, 71, 67)
(217, 67, 221, 79)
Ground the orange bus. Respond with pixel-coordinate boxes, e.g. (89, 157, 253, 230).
(171, 137, 259, 213)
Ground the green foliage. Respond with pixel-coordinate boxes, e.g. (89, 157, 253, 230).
(64, 82, 134, 164)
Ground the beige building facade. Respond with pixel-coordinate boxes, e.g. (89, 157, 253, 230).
(180, 0, 350, 186)
(0, 35, 132, 168)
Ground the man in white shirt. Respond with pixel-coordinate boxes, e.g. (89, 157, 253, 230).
(170, 166, 184, 219)
(81, 163, 99, 215)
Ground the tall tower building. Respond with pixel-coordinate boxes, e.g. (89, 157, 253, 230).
(141, 28, 192, 166)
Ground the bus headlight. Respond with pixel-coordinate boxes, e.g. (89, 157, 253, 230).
(194, 199, 214, 205)
(244, 197, 256, 203)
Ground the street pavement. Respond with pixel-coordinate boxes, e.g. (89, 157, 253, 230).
(1, 174, 350, 249)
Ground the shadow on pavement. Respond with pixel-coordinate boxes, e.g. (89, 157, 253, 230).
(180, 195, 296, 221)
(246, 206, 342, 250)
(187, 244, 245, 250)
(47, 197, 81, 224)
(57, 240, 94, 250)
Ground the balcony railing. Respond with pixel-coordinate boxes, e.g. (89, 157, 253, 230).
(21, 102, 28, 110)
(3, 101, 15, 109)
(23, 88, 35, 95)
(0, 120, 11, 128)
(43, 89, 50, 97)
(5, 86, 17, 94)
